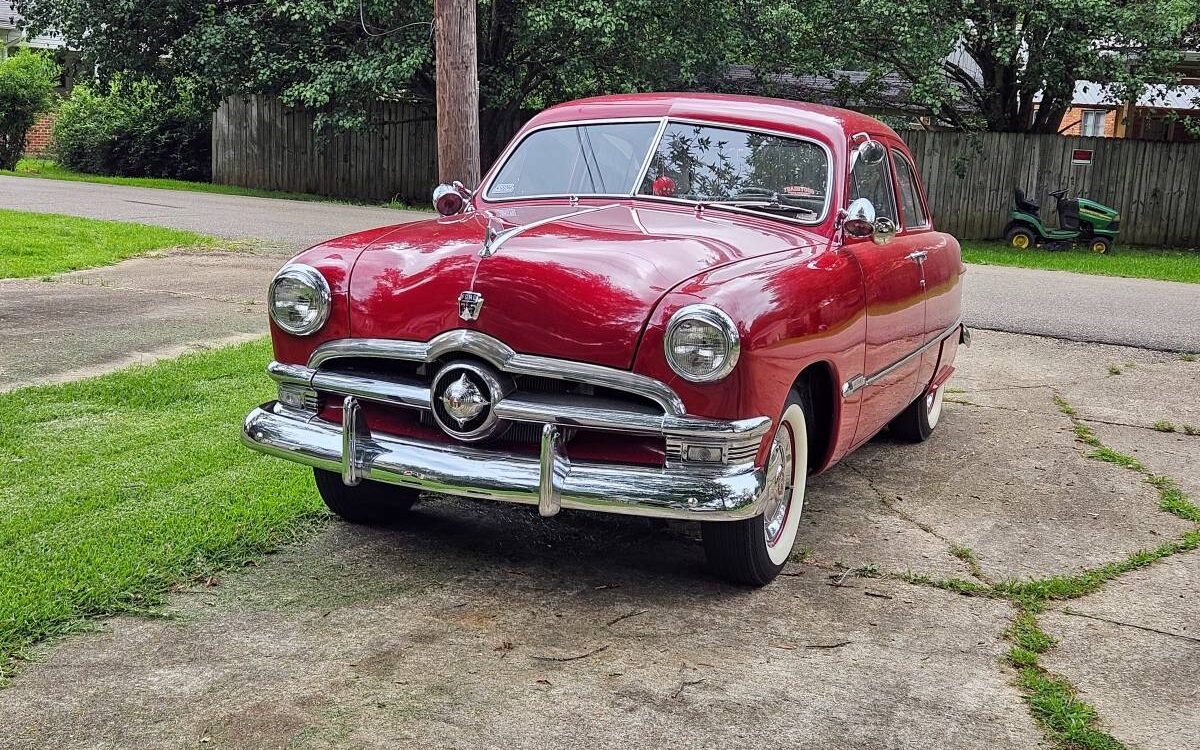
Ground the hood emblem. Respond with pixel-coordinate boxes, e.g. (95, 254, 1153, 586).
(458, 290, 484, 321)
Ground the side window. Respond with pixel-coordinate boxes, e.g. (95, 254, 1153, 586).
(892, 151, 929, 228)
(849, 152, 897, 222)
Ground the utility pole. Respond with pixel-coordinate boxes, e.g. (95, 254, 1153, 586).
(434, 0, 481, 187)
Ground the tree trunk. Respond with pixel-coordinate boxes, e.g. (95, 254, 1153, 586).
(434, 0, 481, 187)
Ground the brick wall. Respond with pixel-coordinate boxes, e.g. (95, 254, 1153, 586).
(24, 112, 55, 155)
(1059, 106, 1117, 137)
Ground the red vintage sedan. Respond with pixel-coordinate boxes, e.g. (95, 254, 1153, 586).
(244, 93, 966, 586)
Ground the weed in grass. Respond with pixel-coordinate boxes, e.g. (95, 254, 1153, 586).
(1087, 446, 1144, 472)
(1107, 365, 1122, 376)
(946, 387, 966, 394)
(1153, 420, 1176, 433)
(1180, 353, 1197, 362)
(790, 546, 813, 563)
(949, 544, 987, 579)
(1017, 668, 1127, 750)
(1183, 424, 1200, 436)
(892, 571, 993, 597)
(1052, 395, 1077, 418)
(1007, 611, 1056, 654)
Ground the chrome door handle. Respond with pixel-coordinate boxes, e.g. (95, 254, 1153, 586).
(907, 250, 928, 262)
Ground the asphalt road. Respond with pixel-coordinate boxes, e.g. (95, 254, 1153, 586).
(3, 175, 1198, 364)
(0, 174, 426, 251)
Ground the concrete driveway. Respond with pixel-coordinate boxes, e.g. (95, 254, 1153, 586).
(1, 330, 1196, 749)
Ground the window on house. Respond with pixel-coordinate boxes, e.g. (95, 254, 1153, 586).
(1080, 110, 1106, 137)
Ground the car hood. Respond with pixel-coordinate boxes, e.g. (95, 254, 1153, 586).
(348, 202, 819, 369)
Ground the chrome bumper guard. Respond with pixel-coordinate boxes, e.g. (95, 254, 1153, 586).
(243, 399, 769, 521)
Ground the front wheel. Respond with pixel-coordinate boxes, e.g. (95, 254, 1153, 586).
(702, 391, 810, 587)
(313, 468, 419, 524)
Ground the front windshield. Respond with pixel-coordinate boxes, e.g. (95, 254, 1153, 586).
(485, 119, 830, 222)
(638, 123, 828, 219)
(486, 122, 660, 199)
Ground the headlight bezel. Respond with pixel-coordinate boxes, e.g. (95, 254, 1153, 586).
(663, 304, 741, 383)
(268, 264, 331, 336)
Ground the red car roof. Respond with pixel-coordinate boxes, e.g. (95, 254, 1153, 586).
(526, 92, 900, 144)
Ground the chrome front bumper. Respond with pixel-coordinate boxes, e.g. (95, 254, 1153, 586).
(242, 399, 769, 521)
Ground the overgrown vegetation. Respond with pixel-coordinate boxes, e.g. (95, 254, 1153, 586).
(0, 208, 219, 278)
(0, 339, 322, 677)
(52, 81, 211, 180)
(0, 51, 59, 170)
(960, 241, 1200, 284)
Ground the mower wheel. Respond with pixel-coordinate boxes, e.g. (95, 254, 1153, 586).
(1004, 226, 1036, 250)
(1089, 237, 1113, 255)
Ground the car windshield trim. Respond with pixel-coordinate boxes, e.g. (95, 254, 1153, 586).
(481, 117, 832, 225)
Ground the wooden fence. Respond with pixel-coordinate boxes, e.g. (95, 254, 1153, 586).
(901, 130, 1200, 246)
(212, 96, 439, 204)
(213, 95, 1200, 246)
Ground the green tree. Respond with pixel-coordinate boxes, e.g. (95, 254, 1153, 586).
(0, 51, 59, 170)
(742, 0, 1198, 132)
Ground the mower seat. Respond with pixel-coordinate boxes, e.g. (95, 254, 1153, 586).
(1014, 189, 1040, 214)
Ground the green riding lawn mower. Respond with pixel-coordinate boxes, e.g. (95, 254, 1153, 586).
(1004, 188, 1121, 254)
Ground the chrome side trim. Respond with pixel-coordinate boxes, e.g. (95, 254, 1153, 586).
(308, 331, 687, 415)
(842, 316, 964, 398)
(243, 402, 766, 521)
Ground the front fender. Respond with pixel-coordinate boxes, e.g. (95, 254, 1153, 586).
(631, 245, 866, 465)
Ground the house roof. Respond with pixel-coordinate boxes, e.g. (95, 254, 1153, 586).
(1072, 79, 1200, 111)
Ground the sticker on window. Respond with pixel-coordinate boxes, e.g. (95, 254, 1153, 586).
(783, 186, 816, 196)
(492, 182, 516, 194)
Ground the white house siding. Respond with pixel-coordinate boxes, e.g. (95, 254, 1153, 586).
(1, 1, 65, 53)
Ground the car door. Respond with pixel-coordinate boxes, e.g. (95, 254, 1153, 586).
(892, 147, 961, 348)
(843, 143, 929, 445)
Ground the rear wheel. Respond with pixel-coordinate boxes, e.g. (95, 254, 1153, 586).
(1004, 226, 1036, 250)
(890, 383, 945, 442)
(702, 389, 811, 587)
(313, 468, 419, 524)
(1089, 237, 1113, 255)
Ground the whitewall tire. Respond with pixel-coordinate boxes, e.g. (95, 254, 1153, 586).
(702, 389, 811, 586)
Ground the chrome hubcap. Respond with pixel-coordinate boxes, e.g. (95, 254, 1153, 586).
(762, 424, 795, 547)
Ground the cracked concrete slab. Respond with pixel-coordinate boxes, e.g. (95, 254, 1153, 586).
(1040, 553, 1200, 750)
(1087, 422, 1200, 502)
(0, 507, 1044, 750)
(953, 330, 1200, 429)
(839, 403, 1191, 582)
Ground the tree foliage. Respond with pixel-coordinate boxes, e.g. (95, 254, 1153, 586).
(0, 51, 59, 170)
(15, 0, 1200, 140)
(744, 0, 1199, 132)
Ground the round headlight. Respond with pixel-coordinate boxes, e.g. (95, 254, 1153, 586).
(663, 304, 741, 382)
(268, 264, 331, 336)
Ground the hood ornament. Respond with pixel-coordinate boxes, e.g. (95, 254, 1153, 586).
(458, 290, 484, 321)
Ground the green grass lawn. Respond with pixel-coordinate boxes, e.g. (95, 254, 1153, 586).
(961, 240, 1200, 284)
(0, 339, 322, 676)
(5, 158, 419, 210)
(0, 208, 221, 279)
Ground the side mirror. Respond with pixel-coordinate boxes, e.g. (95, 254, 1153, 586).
(843, 197, 876, 238)
(433, 181, 474, 216)
(842, 197, 898, 245)
(850, 138, 887, 172)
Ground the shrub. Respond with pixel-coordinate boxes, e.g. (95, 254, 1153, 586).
(52, 82, 211, 181)
(0, 51, 60, 170)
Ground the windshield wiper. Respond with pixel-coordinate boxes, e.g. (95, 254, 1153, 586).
(703, 199, 817, 216)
